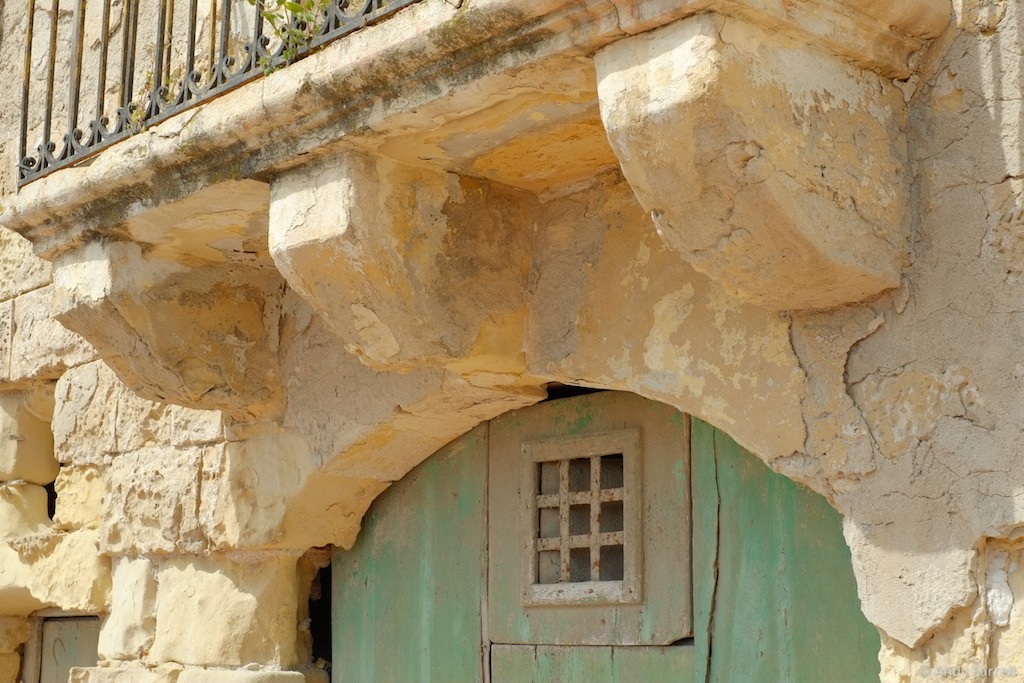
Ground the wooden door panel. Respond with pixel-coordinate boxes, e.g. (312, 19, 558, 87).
(330, 400, 879, 683)
(692, 418, 881, 683)
(491, 644, 696, 683)
(488, 392, 691, 646)
(38, 617, 100, 683)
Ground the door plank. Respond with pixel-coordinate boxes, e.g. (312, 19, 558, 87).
(332, 425, 488, 683)
(536, 645, 613, 681)
(39, 617, 100, 683)
(612, 644, 697, 681)
(491, 644, 696, 682)
(491, 645, 538, 683)
(690, 418, 719, 683)
(703, 424, 881, 683)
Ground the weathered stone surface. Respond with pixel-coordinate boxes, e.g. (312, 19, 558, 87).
(151, 555, 299, 668)
(0, 391, 57, 483)
(787, 307, 881, 496)
(0, 301, 10, 381)
(0, 617, 30, 652)
(826, 3, 1024, 660)
(526, 171, 807, 460)
(0, 529, 110, 616)
(52, 240, 283, 421)
(0, 228, 50, 301)
(595, 15, 908, 311)
(198, 436, 326, 550)
(53, 465, 104, 531)
(176, 671, 304, 683)
(0, 653, 19, 683)
(9, 285, 95, 383)
(71, 665, 181, 683)
(102, 447, 206, 555)
(279, 293, 542, 480)
(0, 484, 51, 537)
(53, 361, 222, 466)
(270, 153, 537, 380)
(98, 557, 157, 661)
(987, 542, 1024, 681)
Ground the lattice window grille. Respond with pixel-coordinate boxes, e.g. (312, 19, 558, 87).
(521, 428, 642, 606)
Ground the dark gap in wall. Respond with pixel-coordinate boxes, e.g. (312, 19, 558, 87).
(309, 562, 332, 669)
(44, 478, 57, 520)
(542, 383, 605, 401)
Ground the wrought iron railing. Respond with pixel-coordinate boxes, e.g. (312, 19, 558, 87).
(18, 0, 422, 186)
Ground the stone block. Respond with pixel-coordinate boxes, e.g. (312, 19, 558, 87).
(98, 557, 157, 661)
(0, 228, 50, 301)
(0, 483, 51, 537)
(101, 447, 205, 555)
(269, 153, 537, 379)
(151, 555, 299, 668)
(53, 361, 223, 467)
(0, 529, 110, 616)
(0, 391, 58, 484)
(0, 301, 10, 381)
(10, 285, 95, 383)
(52, 362, 119, 465)
(595, 14, 908, 310)
(71, 665, 181, 683)
(199, 427, 393, 551)
(161, 405, 223, 447)
(52, 239, 283, 421)
(53, 465, 103, 531)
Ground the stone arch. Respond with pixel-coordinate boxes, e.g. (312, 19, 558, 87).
(246, 158, 814, 560)
(326, 387, 882, 681)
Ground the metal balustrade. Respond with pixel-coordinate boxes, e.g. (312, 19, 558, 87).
(18, 0, 422, 186)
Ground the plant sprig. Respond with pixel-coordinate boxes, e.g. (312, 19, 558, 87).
(247, 0, 330, 74)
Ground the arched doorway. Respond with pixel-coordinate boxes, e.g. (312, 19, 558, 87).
(331, 392, 880, 682)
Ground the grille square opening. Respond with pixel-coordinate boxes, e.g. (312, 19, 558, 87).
(534, 452, 627, 585)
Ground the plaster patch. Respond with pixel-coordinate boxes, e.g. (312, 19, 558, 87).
(987, 548, 1014, 627)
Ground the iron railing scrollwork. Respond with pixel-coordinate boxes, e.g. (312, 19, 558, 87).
(18, 0, 423, 186)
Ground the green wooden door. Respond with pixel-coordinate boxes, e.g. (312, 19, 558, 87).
(332, 396, 881, 682)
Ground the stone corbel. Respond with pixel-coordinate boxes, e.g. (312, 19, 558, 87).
(269, 150, 542, 390)
(594, 11, 919, 311)
(49, 181, 285, 422)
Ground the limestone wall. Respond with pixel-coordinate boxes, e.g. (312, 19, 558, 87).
(853, 2, 1024, 679)
(0, 9, 108, 676)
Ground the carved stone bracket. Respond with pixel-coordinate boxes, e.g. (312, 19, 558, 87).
(595, 14, 912, 311)
(50, 181, 285, 422)
(269, 151, 542, 389)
